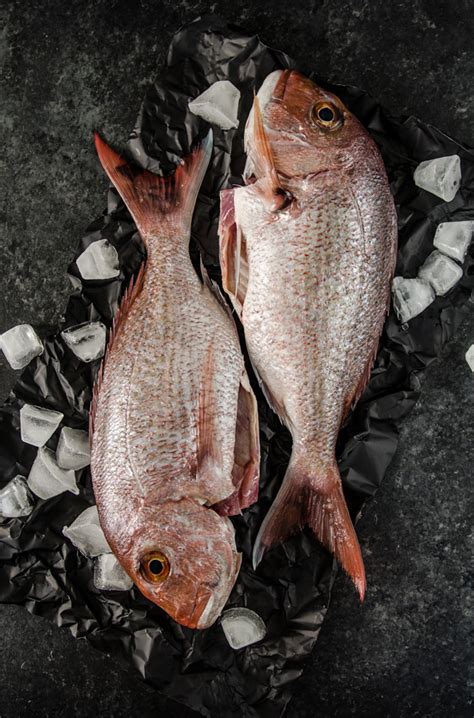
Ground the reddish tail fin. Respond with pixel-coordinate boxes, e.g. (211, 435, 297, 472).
(253, 460, 366, 600)
(93, 130, 213, 239)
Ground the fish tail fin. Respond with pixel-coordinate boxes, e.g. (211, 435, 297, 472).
(253, 458, 366, 600)
(93, 130, 213, 239)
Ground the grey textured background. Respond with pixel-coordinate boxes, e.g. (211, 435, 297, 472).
(0, 1, 473, 716)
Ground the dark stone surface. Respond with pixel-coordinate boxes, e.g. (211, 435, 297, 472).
(0, 1, 472, 716)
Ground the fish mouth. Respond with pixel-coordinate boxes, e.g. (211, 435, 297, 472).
(271, 69, 292, 103)
(194, 551, 242, 629)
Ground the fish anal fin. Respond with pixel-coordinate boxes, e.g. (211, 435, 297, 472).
(253, 459, 366, 601)
(219, 189, 249, 316)
(89, 260, 147, 441)
(213, 371, 260, 516)
(94, 130, 212, 241)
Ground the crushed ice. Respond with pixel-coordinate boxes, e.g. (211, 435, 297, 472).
(63, 505, 111, 558)
(189, 80, 240, 130)
(20, 404, 64, 447)
(221, 607, 266, 649)
(61, 322, 106, 363)
(0, 324, 43, 370)
(27, 447, 79, 500)
(413, 155, 461, 202)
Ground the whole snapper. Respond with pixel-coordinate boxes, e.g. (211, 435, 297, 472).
(219, 70, 397, 598)
(90, 131, 259, 629)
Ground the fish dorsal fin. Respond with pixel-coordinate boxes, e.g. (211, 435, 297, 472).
(219, 189, 249, 317)
(89, 261, 146, 440)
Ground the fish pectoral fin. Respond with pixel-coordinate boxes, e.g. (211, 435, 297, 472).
(219, 188, 249, 317)
(212, 371, 260, 517)
(252, 459, 366, 601)
(196, 345, 223, 479)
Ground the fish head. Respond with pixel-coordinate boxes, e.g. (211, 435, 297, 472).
(121, 498, 241, 629)
(245, 69, 371, 182)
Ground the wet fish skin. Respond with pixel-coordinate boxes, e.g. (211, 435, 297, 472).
(90, 132, 259, 629)
(219, 70, 398, 598)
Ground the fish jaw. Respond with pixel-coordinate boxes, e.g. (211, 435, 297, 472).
(195, 550, 242, 629)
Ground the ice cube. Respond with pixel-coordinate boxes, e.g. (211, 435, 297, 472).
(433, 221, 473, 262)
(0, 475, 35, 518)
(0, 324, 44, 370)
(94, 553, 133, 591)
(63, 505, 111, 558)
(61, 322, 106, 362)
(76, 239, 120, 281)
(27, 447, 78, 500)
(413, 155, 461, 202)
(189, 81, 240, 130)
(20, 404, 64, 447)
(221, 608, 266, 649)
(392, 276, 435, 323)
(56, 427, 90, 470)
(418, 250, 463, 296)
(465, 344, 474, 372)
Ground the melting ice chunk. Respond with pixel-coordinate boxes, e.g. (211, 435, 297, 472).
(221, 608, 266, 649)
(189, 81, 240, 130)
(418, 250, 463, 296)
(76, 239, 120, 281)
(392, 276, 435, 323)
(433, 221, 473, 262)
(56, 427, 90, 470)
(63, 505, 111, 558)
(27, 447, 78, 500)
(0, 475, 35, 518)
(94, 553, 133, 591)
(0, 324, 44, 370)
(61, 322, 106, 363)
(413, 155, 461, 202)
(20, 404, 64, 447)
(465, 344, 474, 372)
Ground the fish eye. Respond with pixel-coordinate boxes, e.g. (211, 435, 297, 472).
(140, 551, 170, 583)
(310, 102, 343, 131)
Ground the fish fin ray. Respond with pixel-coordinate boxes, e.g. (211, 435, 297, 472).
(196, 344, 222, 476)
(94, 130, 213, 240)
(253, 459, 366, 600)
(89, 260, 147, 440)
(213, 371, 260, 516)
(219, 189, 248, 316)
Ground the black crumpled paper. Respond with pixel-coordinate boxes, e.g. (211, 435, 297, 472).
(1, 15, 473, 718)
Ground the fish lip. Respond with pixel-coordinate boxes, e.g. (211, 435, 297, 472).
(194, 551, 242, 629)
(271, 69, 292, 102)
